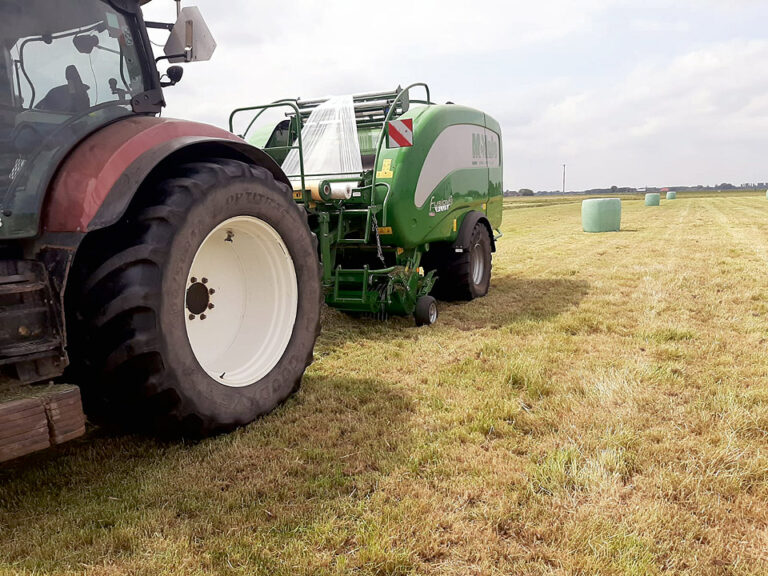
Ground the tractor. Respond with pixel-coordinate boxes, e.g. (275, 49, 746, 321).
(0, 0, 321, 461)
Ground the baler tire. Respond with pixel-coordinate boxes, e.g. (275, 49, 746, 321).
(432, 223, 492, 301)
(66, 159, 322, 437)
(414, 295, 438, 327)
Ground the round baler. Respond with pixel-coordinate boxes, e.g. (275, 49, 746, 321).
(231, 84, 504, 325)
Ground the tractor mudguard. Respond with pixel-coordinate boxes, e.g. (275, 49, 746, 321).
(42, 116, 289, 233)
(453, 210, 495, 253)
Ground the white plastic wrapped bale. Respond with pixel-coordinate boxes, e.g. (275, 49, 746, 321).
(282, 95, 362, 183)
(582, 198, 621, 233)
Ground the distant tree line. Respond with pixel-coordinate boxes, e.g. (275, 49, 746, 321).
(503, 182, 767, 197)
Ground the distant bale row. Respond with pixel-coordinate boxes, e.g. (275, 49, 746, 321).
(581, 190, 689, 233)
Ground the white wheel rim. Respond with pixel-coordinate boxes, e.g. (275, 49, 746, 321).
(184, 216, 298, 387)
(470, 242, 485, 285)
(428, 301, 437, 324)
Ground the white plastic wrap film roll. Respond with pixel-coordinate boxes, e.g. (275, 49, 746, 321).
(328, 182, 353, 200)
(282, 95, 363, 178)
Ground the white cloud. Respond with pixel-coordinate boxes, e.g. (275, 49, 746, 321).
(142, 1, 768, 190)
(630, 19, 689, 33)
(502, 39, 768, 189)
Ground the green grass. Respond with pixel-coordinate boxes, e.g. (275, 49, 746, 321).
(3, 194, 768, 574)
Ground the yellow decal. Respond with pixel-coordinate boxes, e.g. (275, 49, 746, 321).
(396, 247, 404, 255)
(376, 158, 394, 179)
(379, 226, 393, 235)
(293, 190, 304, 200)
(453, 218, 457, 232)
(482, 203, 487, 211)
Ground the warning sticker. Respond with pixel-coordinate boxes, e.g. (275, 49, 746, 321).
(387, 119, 414, 148)
(376, 158, 394, 179)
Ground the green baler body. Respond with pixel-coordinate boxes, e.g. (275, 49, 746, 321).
(373, 104, 503, 248)
(230, 85, 503, 318)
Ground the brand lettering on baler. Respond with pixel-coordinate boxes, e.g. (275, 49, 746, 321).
(472, 132, 499, 167)
(472, 133, 486, 159)
(414, 124, 500, 208)
(429, 195, 454, 216)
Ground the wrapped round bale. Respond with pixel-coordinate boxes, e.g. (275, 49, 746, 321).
(582, 198, 621, 233)
(645, 193, 660, 206)
(666, 191, 676, 200)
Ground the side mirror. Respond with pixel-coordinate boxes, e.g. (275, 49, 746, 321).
(160, 65, 184, 87)
(167, 65, 184, 84)
(163, 6, 216, 63)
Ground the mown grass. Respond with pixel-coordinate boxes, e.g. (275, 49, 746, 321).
(3, 194, 768, 574)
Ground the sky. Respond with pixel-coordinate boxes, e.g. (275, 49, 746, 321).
(142, 0, 768, 192)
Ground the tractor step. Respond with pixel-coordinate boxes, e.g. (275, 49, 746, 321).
(0, 280, 47, 296)
(0, 338, 63, 365)
(0, 384, 86, 463)
(0, 260, 66, 384)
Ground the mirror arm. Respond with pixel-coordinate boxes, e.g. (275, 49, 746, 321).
(145, 21, 175, 31)
(155, 49, 191, 64)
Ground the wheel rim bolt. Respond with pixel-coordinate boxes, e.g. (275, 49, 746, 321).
(208, 303, 215, 310)
(200, 314, 207, 320)
(190, 277, 197, 284)
(202, 278, 208, 284)
(189, 314, 195, 320)
(209, 288, 216, 295)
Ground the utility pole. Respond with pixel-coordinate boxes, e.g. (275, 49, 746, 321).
(562, 164, 566, 194)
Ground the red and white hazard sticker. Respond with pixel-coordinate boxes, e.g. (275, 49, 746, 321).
(387, 119, 414, 148)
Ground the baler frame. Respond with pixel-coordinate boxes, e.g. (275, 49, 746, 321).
(229, 83, 438, 319)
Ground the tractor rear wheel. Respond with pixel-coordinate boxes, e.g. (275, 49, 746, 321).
(430, 222, 492, 301)
(66, 159, 321, 436)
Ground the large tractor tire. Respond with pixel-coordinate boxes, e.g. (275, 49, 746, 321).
(429, 222, 492, 301)
(65, 159, 321, 436)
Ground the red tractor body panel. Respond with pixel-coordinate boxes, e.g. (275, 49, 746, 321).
(43, 116, 243, 233)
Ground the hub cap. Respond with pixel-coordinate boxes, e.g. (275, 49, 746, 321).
(184, 216, 298, 387)
(428, 301, 438, 324)
(470, 242, 485, 286)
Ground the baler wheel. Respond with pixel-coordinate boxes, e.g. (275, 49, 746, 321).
(66, 160, 321, 436)
(414, 295, 438, 326)
(432, 223, 492, 301)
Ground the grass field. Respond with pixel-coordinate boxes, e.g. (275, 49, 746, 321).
(2, 194, 768, 575)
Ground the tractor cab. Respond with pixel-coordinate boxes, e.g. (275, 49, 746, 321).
(0, 0, 157, 237)
(0, 0, 214, 240)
